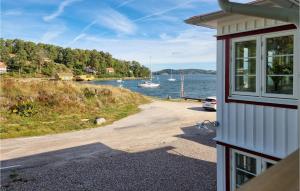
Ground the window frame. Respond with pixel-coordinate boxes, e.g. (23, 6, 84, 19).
(230, 30, 298, 101)
(231, 149, 261, 190)
(261, 31, 297, 99)
(231, 36, 260, 97)
(231, 149, 277, 191)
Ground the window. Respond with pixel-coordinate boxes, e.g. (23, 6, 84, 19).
(231, 31, 297, 101)
(234, 40, 257, 93)
(264, 35, 294, 96)
(231, 150, 277, 191)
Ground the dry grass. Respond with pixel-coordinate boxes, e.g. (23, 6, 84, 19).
(0, 78, 150, 139)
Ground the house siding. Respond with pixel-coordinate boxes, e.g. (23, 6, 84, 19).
(216, 32, 299, 190)
(217, 16, 288, 36)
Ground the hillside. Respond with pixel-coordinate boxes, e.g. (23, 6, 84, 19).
(0, 39, 150, 78)
(153, 69, 216, 75)
(0, 78, 150, 138)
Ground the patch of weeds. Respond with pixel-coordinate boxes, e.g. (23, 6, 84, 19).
(10, 101, 37, 117)
(83, 88, 96, 98)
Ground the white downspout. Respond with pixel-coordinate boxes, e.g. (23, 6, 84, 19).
(218, 0, 299, 26)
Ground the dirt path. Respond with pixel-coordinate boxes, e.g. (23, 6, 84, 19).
(1, 100, 216, 160)
(0, 100, 217, 191)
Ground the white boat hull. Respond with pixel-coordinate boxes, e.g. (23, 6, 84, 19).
(138, 81, 160, 88)
(168, 78, 176, 82)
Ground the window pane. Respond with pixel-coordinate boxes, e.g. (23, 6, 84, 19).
(265, 35, 294, 95)
(235, 76, 256, 92)
(266, 35, 293, 56)
(235, 40, 256, 58)
(234, 40, 257, 93)
(236, 58, 256, 75)
(236, 170, 255, 188)
(235, 153, 257, 174)
(267, 56, 293, 75)
(266, 76, 293, 94)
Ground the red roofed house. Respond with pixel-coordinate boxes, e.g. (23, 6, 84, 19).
(106, 67, 115, 74)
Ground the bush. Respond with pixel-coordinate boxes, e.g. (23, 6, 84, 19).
(83, 88, 96, 99)
(10, 101, 37, 117)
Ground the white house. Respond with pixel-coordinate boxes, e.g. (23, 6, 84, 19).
(186, 0, 299, 190)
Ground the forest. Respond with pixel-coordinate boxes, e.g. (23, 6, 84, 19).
(0, 39, 150, 78)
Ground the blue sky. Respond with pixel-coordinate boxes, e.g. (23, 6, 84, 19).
(1, 0, 249, 71)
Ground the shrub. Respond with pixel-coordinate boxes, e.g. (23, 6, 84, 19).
(10, 101, 37, 117)
(83, 88, 96, 99)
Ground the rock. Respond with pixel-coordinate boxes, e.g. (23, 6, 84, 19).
(95, 117, 106, 125)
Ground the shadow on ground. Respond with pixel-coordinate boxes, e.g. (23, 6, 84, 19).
(187, 107, 216, 112)
(1, 128, 216, 191)
(176, 125, 216, 148)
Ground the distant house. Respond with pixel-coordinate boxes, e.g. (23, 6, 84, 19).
(106, 67, 115, 74)
(55, 73, 73, 81)
(0, 62, 7, 74)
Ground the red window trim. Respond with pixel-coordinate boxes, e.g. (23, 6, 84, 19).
(219, 24, 298, 109)
(217, 141, 281, 191)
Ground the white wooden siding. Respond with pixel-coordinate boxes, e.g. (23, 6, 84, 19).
(216, 39, 299, 159)
(217, 15, 288, 36)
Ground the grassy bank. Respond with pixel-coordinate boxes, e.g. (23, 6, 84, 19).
(0, 78, 150, 139)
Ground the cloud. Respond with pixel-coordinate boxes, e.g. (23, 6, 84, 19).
(133, 0, 197, 22)
(67, 33, 86, 46)
(3, 9, 23, 16)
(70, 28, 216, 67)
(117, 0, 136, 8)
(41, 26, 66, 43)
(97, 8, 137, 35)
(43, 0, 81, 22)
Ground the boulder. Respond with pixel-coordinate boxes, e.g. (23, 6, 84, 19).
(95, 117, 106, 125)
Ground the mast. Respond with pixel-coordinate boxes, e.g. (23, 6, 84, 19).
(150, 56, 152, 81)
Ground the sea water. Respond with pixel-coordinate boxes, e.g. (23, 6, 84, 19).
(89, 74, 216, 99)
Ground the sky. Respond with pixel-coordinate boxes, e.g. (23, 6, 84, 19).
(1, 0, 250, 71)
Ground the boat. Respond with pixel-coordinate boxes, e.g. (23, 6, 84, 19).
(138, 80, 160, 88)
(138, 57, 160, 88)
(116, 79, 123, 83)
(168, 69, 176, 82)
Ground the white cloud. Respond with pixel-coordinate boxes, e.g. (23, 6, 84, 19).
(133, 0, 197, 22)
(67, 33, 86, 46)
(71, 28, 216, 66)
(97, 8, 137, 35)
(3, 9, 23, 16)
(117, 0, 136, 8)
(43, 0, 81, 22)
(41, 26, 66, 43)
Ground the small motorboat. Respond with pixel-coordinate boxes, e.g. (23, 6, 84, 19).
(116, 79, 123, 83)
(138, 81, 160, 88)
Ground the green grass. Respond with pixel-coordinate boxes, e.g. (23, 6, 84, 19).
(0, 78, 150, 139)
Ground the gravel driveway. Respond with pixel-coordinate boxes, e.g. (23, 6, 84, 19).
(1, 100, 216, 191)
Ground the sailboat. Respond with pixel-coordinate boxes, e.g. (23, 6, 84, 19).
(138, 57, 160, 88)
(116, 79, 123, 83)
(168, 69, 176, 82)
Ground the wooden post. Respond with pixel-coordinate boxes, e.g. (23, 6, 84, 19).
(180, 72, 184, 98)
